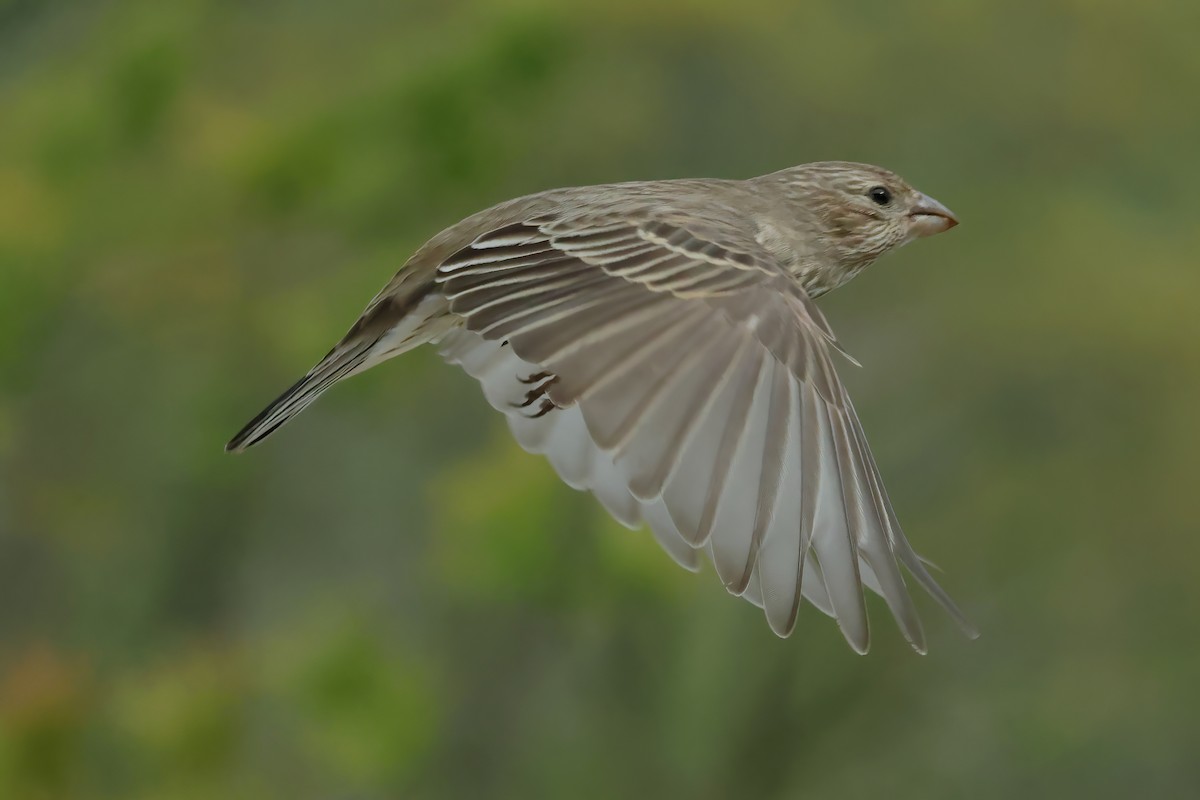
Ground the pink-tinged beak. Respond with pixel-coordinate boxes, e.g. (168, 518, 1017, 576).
(908, 193, 959, 238)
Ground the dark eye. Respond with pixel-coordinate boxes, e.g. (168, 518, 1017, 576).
(868, 186, 892, 206)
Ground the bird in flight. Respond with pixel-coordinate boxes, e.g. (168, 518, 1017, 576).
(227, 161, 976, 653)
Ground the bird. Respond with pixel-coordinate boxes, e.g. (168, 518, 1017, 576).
(226, 161, 976, 653)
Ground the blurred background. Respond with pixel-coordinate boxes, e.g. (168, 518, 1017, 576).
(2, 0, 1199, 797)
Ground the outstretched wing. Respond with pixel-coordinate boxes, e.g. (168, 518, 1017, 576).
(435, 206, 973, 652)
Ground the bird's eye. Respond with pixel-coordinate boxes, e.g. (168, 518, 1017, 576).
(868, 186, 892, 206)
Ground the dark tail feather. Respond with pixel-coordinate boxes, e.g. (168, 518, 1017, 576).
(226, 280, 441, 453)
(225, 337, 378, 452)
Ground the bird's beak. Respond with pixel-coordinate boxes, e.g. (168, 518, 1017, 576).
(908, 193, 959, 238)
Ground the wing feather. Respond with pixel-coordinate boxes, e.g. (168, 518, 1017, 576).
(662, 341, 764, 548)
(615, 330, 744, 501)
(808, 402, 869, 653)
(833, 406, 927, 651)
(706, 355, 783, 593)
(753, 371, 806, 635)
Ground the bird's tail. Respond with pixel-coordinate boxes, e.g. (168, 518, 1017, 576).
(224, 337, 382, 452)
(225, 285, 445, 453)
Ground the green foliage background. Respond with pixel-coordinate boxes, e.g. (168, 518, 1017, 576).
(1, 1, 1198, 797)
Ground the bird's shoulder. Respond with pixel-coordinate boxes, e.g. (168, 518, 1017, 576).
(370, 177, 809, 313)
(428, 178, 779, 261)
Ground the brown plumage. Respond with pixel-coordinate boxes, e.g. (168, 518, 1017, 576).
(227, 161, 975, 653)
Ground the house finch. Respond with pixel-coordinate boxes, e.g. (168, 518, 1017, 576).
(227, 161, 975, 653)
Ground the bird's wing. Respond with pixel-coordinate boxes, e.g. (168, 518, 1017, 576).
(435, 208, 973, 652)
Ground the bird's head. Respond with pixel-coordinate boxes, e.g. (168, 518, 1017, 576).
(765, 161, 958, 294)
